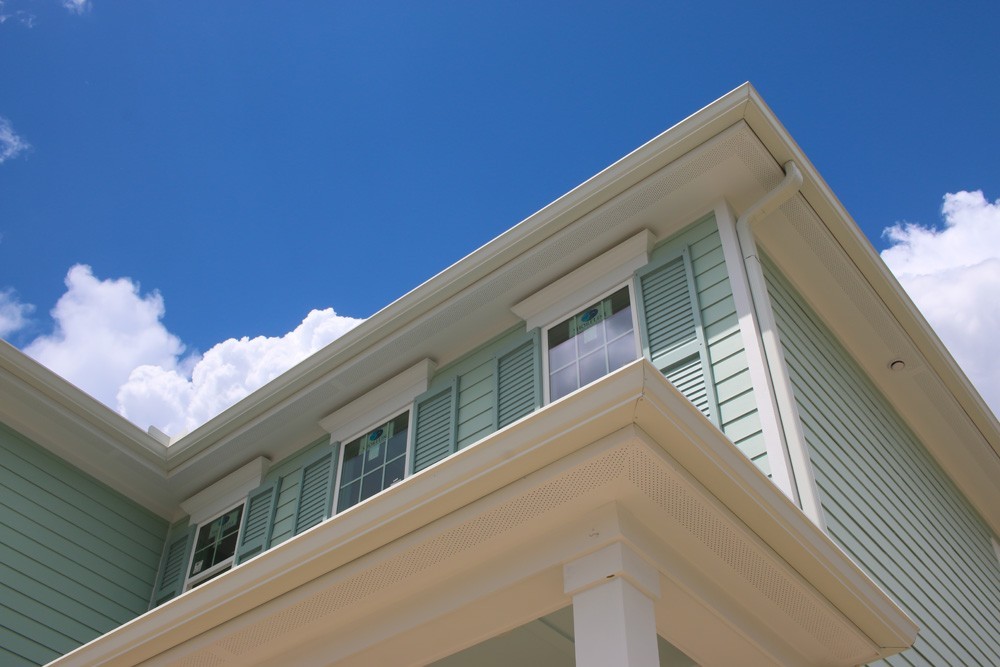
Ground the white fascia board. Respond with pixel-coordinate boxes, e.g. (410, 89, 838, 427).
(511, 229, 655, 330)
(318, 358, 435, 442)
(53, 360, 914, 667)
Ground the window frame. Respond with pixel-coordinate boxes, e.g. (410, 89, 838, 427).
(183, 499, 246, 591)
(331, 406, 414, 515)
(541, 280, 642, 404)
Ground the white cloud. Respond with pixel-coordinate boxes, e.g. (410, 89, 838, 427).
(21, 264, 363, 436)
(117, 307, 363, 436)
(24, 265, 186, 408)
(0, 288, 33, 337)
(0, 116, 31, 164)
(882, 190, 1000, 417)
(62, 0, 89, 14)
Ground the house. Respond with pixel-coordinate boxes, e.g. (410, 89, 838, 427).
(1, 83, 998, 666)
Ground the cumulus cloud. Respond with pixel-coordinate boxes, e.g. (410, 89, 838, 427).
(24, 265, 186, 408)
(0, 288, 33, 337)
(0, 116, 31, 164)
(21, 264, 363, 436)
(881, 190, 1000, 417)
(117, 307, 363, 436)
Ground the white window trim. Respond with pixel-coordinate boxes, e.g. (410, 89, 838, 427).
(184, 499, 246, 591)
(512, 229, 655, 332)
(319, 358, 434, 444)
(331, 406, 414, 515)
(541, 281, 642, 405)
(180, 456, 269, 527)
(320, 359, 433, 516)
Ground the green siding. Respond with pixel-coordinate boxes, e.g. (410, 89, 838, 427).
(0, 423, 168, 666)
(265, 437, 331, 548)
(764, 257, 1000, 666)
(413, 326, 539, 472)
(641, 216, 768, 474)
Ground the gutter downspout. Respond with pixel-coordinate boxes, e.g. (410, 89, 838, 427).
(734, 161, 826, 528)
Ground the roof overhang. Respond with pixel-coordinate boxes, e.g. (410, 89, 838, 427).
(3, 83, 997, 534)
(50, 360, 917, 666)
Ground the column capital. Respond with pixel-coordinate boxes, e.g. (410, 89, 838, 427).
(563, 540, 660, 600)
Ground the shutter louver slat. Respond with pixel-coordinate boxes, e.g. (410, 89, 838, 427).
(641, 256, 698, 361)
(638, 249, 718, 424)
(152, 525, 195, 607)
(413, 387, 455, 472)
(497, 341, 537, 428)
(294, 452, 333, 535)
(665, 356, 711, 418)
(235, 484, 277, 565)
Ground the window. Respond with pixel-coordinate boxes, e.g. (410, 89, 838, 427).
(186, 503, 244, 589)
(545, 285, 638, 402)
(335, 411, 410, 513)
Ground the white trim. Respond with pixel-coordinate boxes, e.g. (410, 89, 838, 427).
(331, 406, 413, 515)
(715, 202, 799, 504)
(51, 362, 916, 667)
(541, 281, 641, 405)
(183, 499, 245, 591)
(512, 229, 655, 331)
(179, 456, 269, 526)
(319, 358, 434, 444)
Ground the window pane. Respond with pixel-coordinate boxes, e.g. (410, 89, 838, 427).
(337, 480, 361, 513)
(606, 303, 633, 340)
(338, 412, 411, 513)
(549, 363, 578, 401)
(360, 469, 383, 503)
(547, 286, 633, 402)
(190, 505, 244, 577)
(384, 456, 406, 487)
(607, 332, 636, 372)
(578, 348, 608, 387)
(341, 440, 363, 482)
(548, 334, 577, 372)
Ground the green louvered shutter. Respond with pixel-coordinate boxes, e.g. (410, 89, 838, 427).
(412, 383, 456, 472)
(496, 338, 539, 428)
(152, 525, 195, 607)
(294, 446, 337, 535)
(637, 249, 719, 423)
(235, 483, 278, 565)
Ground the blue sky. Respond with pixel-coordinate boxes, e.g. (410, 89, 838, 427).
(1, 2, 998, 434)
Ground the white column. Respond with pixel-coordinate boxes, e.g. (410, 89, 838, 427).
(563, 541, 660, 667)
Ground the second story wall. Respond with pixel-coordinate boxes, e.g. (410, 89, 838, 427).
(764, 256, 1000, 666)
(151, 214, 774, 604)
(0, 423, 168, 667)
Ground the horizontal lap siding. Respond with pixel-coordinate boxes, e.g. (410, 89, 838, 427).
(664, 218, 766, 474)
(764, 259, 1000, 666)
(456, 360, 495, 450)
(0, 423, 167, 666)
(266, 438, 329, 548)
(414, 326, 537, 471)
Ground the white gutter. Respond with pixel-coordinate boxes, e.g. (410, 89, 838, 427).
(729, 161, 826, 528)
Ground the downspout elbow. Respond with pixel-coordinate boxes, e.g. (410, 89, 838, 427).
(735, 160, 803, 257)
